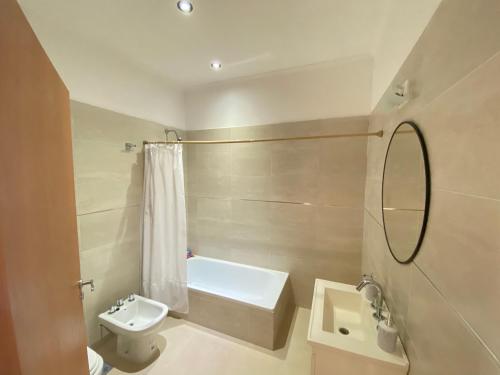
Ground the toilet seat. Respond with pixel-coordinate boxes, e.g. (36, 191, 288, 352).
(87, 347, 104, 375)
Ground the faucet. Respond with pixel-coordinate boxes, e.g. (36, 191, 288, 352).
(356, 277, 385, 321)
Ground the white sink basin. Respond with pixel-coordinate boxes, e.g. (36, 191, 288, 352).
(308, 279, 408, 375)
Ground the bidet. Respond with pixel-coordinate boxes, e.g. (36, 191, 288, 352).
(98, 295, 168, 363)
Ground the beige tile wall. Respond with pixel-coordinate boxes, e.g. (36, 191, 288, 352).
(186, 117, 368, 307)
(71, 101, 169, 344)
(362, 0, 500, 373)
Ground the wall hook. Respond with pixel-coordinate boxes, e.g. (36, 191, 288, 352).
(125, 142, 137, 152)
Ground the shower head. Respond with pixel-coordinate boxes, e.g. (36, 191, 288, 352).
(165, 129, 182, 142)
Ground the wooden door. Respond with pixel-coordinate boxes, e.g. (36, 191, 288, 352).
(0, 1, 88, 374)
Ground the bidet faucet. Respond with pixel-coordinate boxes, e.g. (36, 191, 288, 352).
(356, 278, 385, 321)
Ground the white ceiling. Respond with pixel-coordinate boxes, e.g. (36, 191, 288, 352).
(19, 0, 394, 88)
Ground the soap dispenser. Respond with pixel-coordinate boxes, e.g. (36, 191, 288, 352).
(377, 312, 398, 353)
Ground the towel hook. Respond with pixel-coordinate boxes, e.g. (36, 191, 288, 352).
(124, 142, 137, 152)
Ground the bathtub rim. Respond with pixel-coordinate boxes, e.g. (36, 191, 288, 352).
(187, 255, 290, 312)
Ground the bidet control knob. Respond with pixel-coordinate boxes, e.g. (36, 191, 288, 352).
(128, 294, 135, 302)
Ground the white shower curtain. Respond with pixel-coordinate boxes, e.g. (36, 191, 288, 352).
(141, 143, 188, 313)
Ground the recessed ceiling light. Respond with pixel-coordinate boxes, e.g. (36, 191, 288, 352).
(210, 61, 222, 70)
(177, 0, 193, 14)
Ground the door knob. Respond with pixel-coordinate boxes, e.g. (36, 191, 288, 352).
(77, 279, 95, 300)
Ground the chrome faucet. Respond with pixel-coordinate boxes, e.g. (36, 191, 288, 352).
(356, 277, 385, 321)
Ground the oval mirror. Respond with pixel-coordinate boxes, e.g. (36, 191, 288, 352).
(382, 121, 430, 264)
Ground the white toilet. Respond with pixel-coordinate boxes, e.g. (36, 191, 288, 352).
(98, 294, 169, 364)
(87, 347, 104, 375)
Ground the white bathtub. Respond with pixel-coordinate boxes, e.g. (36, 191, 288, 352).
(183, 256, 295, 350)
(187, 256, 289, 310)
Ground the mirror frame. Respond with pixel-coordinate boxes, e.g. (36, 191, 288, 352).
(381, 121, 431, 264)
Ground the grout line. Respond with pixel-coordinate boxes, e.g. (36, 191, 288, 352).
(77, 204, 141, 217)
(363, 205, 500, 366)
(365, 40, 500, 370)
(416, 48, 500, 116)
(413, 263, 500, 367)
(432, 188, 500, 204)
(188, 195, 363, 209)
(364, 207, 383, 227)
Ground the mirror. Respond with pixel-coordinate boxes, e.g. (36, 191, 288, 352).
(382, 121, 430, 264)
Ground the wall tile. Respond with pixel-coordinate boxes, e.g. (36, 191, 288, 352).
(314, 206, 363, 253)
(231, 199, 271, 225)
(374, 0, 500, 116)
(187, 150, 231, 177)
(231, 175, 271, 200)
(318, 173, 366, 207)
(77, 206, 140, 252)
(72, 101, 167, 344)
(71, 101, 165, 144)
(405, 267, 499, 375)
(363, 0, 500, 372)
(196, 197, 231, 221)
(186, 129, 231, 154)
(416, 190, 500, 358)
(271, 173, 318, 203)
(416, 52, 500, 200)
(79, 240, 140, 281)
(271, 148, 319, 176)
(187, 117, 368, 306)
(362, 212, 389, 284)
(74, 152, 143, 215)
(231, 152, 271, 177)
(229, 246, 271, 269)
(188, 174, 231, 198)
(364, 177, 383, 224)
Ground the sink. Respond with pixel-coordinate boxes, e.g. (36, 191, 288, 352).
(308, 279, 409, 375)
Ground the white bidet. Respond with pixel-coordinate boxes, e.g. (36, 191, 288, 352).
(98, 295, 168, 363)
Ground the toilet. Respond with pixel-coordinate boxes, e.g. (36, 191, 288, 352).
(87, 347, 104, 375)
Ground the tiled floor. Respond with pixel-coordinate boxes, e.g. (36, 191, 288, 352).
(94, 307, 312, 375)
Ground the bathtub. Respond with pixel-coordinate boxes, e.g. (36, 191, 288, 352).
(181, 256, 295, 350)
(187, 256, 288, 310)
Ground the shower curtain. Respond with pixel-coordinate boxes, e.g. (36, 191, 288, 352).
(141, 143, 188, 313)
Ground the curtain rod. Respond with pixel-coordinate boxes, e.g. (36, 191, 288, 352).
(143, 130, 383, 145)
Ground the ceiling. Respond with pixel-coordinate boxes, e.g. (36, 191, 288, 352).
(19, 0, 395, 89)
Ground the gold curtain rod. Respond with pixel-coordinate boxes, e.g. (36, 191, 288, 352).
(144, 130, 383, 145)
